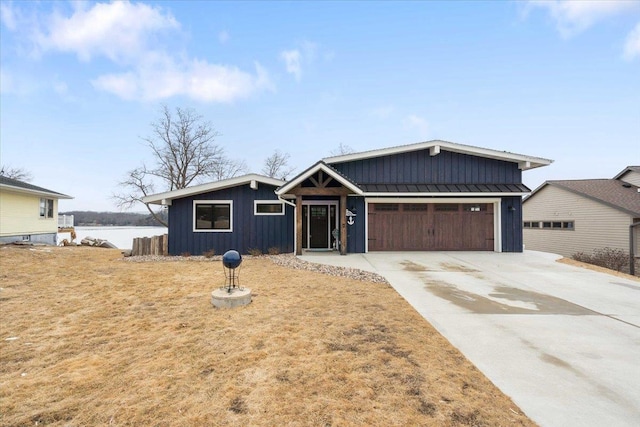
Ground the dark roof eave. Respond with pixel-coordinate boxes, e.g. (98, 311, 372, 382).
(0, 183, 73, 199)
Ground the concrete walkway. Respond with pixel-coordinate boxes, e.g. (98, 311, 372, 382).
(299, 250, 640, 427)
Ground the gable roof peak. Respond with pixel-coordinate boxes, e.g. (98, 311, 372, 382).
(275, 160, 363, 196)
(323, 139, 552, 170)
(613, 165, 640, 181)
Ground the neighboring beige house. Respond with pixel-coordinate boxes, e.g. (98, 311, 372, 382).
(523, 166, 640, 260)
(0, 176, 72, 245)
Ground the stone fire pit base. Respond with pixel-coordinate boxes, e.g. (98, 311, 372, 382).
(211, 288, 252, 309)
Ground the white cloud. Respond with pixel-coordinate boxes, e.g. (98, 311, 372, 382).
(92, 72, 139, 100)
(525, 0, 640, 37)
(5, 1, 273, 103)
(404, 115, 429, 138)
(92, 53, 273, 103)
(280, 40, 330, 81)
(34, 1, 179, 62)
(623, 22, 640, 60)
(281, 49, 302, 81)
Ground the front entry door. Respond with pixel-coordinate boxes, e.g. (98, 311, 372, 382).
(309, 205, 329, 248)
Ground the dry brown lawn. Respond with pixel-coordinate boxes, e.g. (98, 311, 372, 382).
(0, 245, 534, 426)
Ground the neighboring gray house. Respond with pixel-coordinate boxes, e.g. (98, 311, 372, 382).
(523, 166, 640, 259)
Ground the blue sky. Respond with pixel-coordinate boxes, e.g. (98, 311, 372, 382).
(1, 0, 638, 212)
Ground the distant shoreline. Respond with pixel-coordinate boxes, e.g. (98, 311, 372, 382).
(59, 225, 168, 250)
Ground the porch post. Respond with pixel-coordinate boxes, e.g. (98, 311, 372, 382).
(296, 195, 303, 255)
(340, 194, 347, 255)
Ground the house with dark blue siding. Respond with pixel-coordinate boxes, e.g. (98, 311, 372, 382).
(144, 140, 552, 256)
(143, 175, 293, 256)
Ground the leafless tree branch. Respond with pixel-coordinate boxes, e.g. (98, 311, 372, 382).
(114, 105, 244, 225)
(0, 165, 33, 182)
(262, 150, 295, 180)
(329, 142, 355, 156)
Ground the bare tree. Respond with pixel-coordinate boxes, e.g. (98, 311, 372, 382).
(329, 142, 355, 156)
(211, 157, 248, 181)
(0, 165, 33, 182)
(262, 150, 295, 180)
(113, 105, 245, 226)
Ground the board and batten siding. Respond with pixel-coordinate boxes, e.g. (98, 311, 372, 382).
(0, 190, 59, 243)
(501, 196, 524, 253)
(167, 183, 294, 256)
(331, 149, 522, 185)
(523, 185, 636, 258)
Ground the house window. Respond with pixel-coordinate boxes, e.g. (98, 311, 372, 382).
(254, 201, 285, 215)
(40, 198, 54, 218)
(194, 200, 232, 232)
(524, 220, 573, 230)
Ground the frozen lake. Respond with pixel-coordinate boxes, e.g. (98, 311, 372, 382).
(59, 226, 168, 250)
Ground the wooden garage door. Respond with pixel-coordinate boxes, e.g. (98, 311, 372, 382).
(368, 203, 494, 251)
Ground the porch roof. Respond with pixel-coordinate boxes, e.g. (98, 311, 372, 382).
(275, 161, 364, 196)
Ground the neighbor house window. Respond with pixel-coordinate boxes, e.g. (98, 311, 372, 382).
(254, 201, 285, 215)
(525, 220, 573, 230)
(40, 198, 54, 218)
(193, 200, 232, 232)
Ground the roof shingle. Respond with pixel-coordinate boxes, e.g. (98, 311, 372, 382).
(0, 176, 71, 199)
(545, 179, 640, 217)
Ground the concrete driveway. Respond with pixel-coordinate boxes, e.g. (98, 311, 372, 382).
(299, 250, 640, 427)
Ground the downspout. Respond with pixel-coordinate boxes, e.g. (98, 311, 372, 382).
(630, 222, 640, 276)
(278, 195, 297, 254)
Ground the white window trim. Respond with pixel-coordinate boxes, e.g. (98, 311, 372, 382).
(254, 200, 285, 216)
(193, 200, 233, 233)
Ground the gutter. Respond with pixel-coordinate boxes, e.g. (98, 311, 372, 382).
(278, 195, 297, 255)
(277, 195, 296, 208)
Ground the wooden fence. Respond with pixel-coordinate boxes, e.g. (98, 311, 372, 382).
(131, 234, 168, 256)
